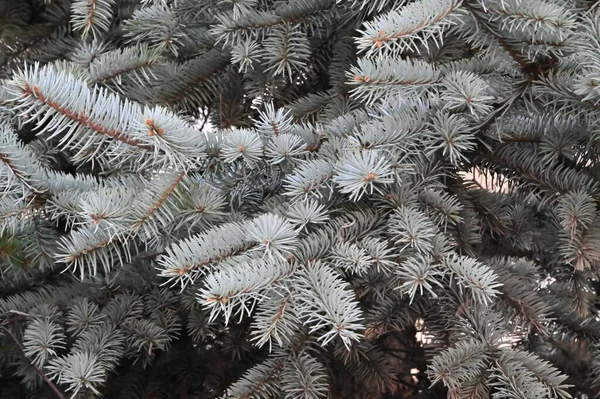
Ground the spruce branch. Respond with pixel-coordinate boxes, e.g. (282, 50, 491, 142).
(150, 49, 230, 109)
(0, 123, 48, 194)
(356, 0, 462, 56)
(248, 213, 299, 260)
(293, 261, 364, 348)
(388, 206, 438, 254)
(281, 352, 328, 399)
(348, 57, 439, 105)
(71, 0, 115, 41)
(428, 338, 490, 392)
(255, 103, 294, 138)
(261, 23, 311, 79)
(8, 62, 207, 171)
(89, 43, 162, 86)
(130, 170, 186, 238)
(396, 254, 444, 302)
(54, 225, 129, 280)
(492, 349, 572, 399)
(251, 287, 299, 350)
(198, 257, 295, 324)
(157, 221, 257, 290)
(443, 254, 503, 305)
(211, 0, 337, 46)
(486, 0, 576, 40)
(332, 149, 395, 201)
(226, 357, 285, 399)
(122, 2, 183, 55)
(46, 352, 105, 398)
(1, 326, 66, 399)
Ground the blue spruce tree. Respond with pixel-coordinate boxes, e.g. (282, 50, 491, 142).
(1, 0, 600, 398)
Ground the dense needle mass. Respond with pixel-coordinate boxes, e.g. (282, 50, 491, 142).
(0, 0, 599, 398)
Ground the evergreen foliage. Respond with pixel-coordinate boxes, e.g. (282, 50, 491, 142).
(1, 0, 600, 398)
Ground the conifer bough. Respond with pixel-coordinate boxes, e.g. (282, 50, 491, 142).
(0, 0, 599, 398)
